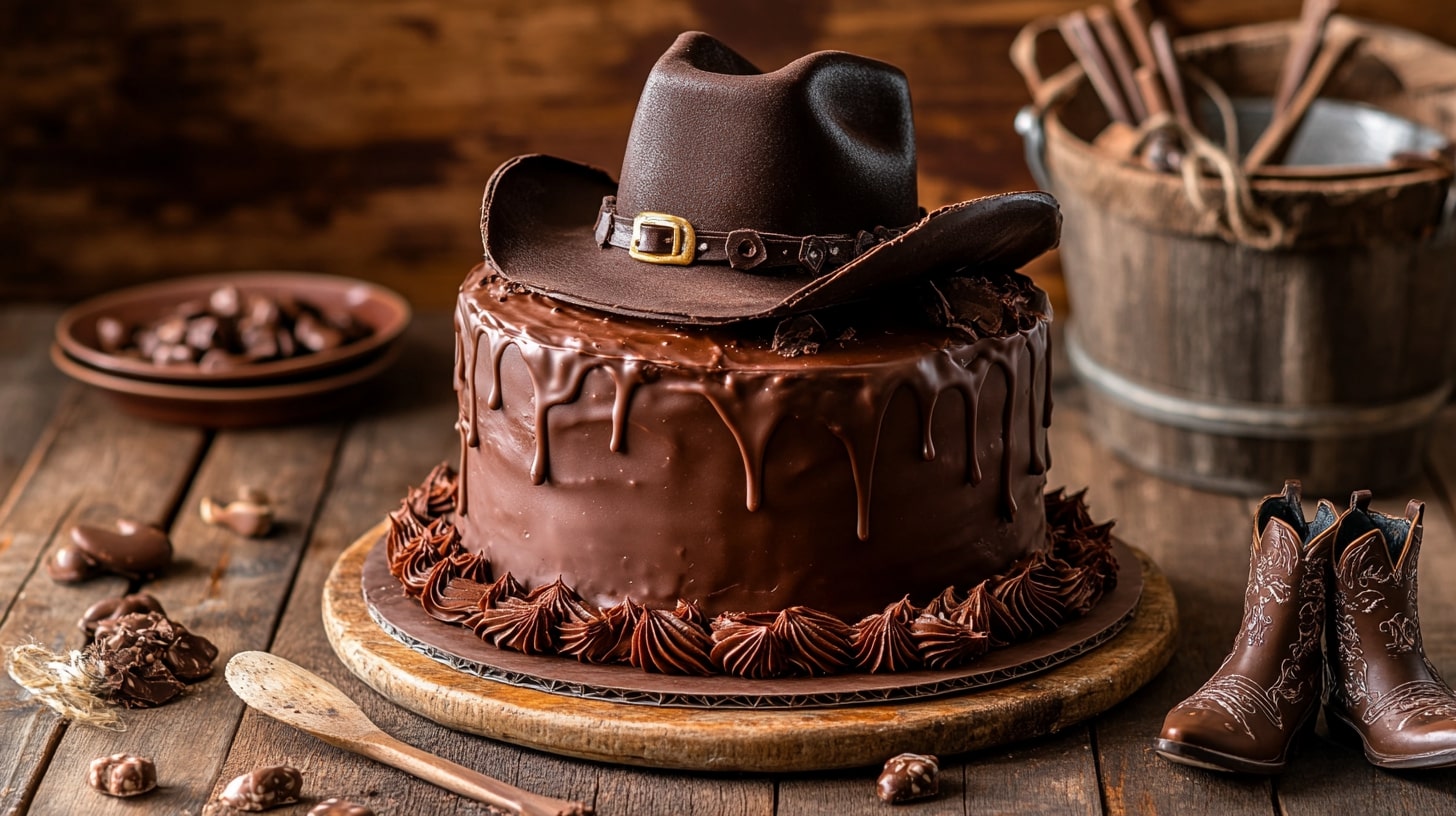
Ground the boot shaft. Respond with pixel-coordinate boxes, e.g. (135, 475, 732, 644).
(1326, 492, 1446, 719)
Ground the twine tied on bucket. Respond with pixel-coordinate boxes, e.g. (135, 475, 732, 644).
(1130, 66, 1288, 250)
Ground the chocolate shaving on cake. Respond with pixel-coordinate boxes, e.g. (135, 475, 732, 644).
(558, 600, 639, 664)
(630, 607, 715, 676)
(710, 613, 785, 679)
(911, 614, 990, 669)
(407, 462, 458, 519)
(769, 315, 827, 358)
(773, 606, 852, 676)
(850, 597, 921, 673)
(474, 598, 554, 654)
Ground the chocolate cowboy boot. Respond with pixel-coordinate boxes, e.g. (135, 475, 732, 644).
(1324, 491, 1456, 769)
(1155, 480, 1339, 773)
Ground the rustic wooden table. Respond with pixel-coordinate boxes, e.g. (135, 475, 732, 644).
(4, 305, 1456, 815)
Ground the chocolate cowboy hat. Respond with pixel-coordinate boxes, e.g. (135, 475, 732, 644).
(480, 31, 1061, 324)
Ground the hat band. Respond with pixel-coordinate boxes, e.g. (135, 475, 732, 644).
(593, 196, 906, 277)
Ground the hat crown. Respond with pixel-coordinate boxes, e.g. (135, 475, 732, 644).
(616, 32, 919, 237)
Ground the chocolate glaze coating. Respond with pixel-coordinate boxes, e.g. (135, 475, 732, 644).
(454, 265, 1052, 620)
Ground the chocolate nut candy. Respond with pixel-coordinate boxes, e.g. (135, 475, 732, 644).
(69, 519, 173, 580)
(200, 489, 275, 538)
(876, 752, 939, 804)
(88, 753, 157, 797)
(79, 592, 167, 639)
(308, 798, 375, 816)
(218, 765, 303, 811)
(46, 544, 101, 583)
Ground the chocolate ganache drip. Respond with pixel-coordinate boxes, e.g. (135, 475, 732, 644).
(452, 270, 1053, 541)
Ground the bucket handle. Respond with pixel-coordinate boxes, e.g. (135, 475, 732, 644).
(1011, 16, 1086, 117)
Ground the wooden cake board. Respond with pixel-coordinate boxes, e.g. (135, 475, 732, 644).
(323, 522, 1178, 772)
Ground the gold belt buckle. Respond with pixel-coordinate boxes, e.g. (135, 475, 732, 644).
(629, 212, 696, 265)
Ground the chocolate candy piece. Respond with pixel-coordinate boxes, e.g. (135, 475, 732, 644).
(88, 753, 157, 797)
(69, 520, 172, 580)
(46, 544, 101, 583)
(876, 752, 939, 804)
(79, 592, 167, 639)
(308, 798, 375, 816)
(200, 488, 275, 538)
(95, 316, 130, 354)
(218, 765, 303, 811)
(209, 285, 242, 319)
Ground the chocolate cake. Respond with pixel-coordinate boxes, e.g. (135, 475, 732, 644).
(375, 32, 1120, 682)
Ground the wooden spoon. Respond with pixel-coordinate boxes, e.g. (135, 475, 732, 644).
(225, 651, 592, 816)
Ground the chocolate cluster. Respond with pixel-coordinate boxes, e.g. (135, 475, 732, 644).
(80, 594, 219, 708)
(97, 285, 371, 370)
(388, 465, 1119, 679)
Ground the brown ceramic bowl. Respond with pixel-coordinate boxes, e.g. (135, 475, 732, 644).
(51, 343, 400, 427)
(55, 272, 411, 385)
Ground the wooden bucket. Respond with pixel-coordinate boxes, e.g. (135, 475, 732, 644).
(1014, 16, 1456, 496)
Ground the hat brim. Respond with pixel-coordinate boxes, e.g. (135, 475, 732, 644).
(481, 154, 1062, 325)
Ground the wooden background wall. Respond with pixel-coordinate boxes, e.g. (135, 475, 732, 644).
(4, 0, 1454, 309)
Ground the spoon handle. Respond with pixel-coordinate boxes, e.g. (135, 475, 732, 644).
(357, 732, 591, 816)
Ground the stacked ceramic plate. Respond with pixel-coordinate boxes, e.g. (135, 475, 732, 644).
(53, 272, 411, 427)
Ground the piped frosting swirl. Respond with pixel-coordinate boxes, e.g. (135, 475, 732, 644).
(384, 474, 1118, 678)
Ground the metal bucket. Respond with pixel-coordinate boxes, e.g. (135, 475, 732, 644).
(1013, 17, 1456, 496)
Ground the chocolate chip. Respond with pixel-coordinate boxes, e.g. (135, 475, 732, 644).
(69, 520, 173, 580)
(876, 752, 939, 804)
(88, 753, 158, 798)
(79, 592, 167, 639)
(199, 348, 247, 372)
(308, 798, 375, 816)
(218, 765, 303, 811)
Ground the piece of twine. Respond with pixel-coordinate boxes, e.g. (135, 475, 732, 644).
(1131, 67, 1289, 250)
(5, 643, 126, 730)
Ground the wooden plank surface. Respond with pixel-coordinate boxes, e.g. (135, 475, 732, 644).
(1047, 393, 1276, 816)
(25, 421, 346, 815)
(0, 305, 71, 522)
(7, 312, 1456, 814)
(0, 390, 207, 813)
